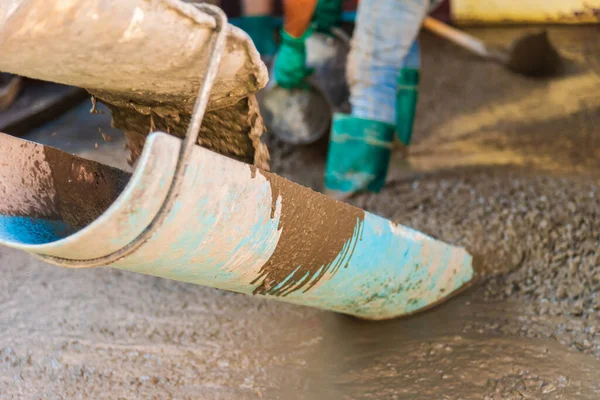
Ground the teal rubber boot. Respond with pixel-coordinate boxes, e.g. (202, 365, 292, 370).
(395, 67, 420, 146)
(313, 0, 344, 33)
(325, 114, 396, 198)
(230, 16, 277, 59)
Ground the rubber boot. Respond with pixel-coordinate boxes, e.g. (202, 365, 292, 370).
(395, 67, 420, 146)
(230, 16, 277, 59)
(325, 113, 396, 198)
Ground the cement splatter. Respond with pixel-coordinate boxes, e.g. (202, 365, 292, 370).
(251, 169, 365, 296)
(42, 146, 128, 230)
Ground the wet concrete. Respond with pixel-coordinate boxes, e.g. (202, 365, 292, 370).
(1, 25, 600, 398)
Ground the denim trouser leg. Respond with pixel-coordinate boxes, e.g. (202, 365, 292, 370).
(347, 0, 432, 125)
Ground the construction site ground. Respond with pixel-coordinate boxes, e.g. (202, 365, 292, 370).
(1, 25, 600, 399)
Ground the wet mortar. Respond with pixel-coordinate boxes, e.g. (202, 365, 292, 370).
(250, 167, 365, 297)
(1, 26, 600, 398)
(41, 146, 129, 231)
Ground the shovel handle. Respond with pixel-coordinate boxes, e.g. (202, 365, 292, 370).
(422, 17, 490, 59)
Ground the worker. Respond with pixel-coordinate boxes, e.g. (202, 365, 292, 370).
(275, 0, 438, 198)
(227, 0, 278, 61)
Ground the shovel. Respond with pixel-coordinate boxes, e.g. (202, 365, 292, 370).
(423, 17, 562, 77)
(0, 1, 474, 320)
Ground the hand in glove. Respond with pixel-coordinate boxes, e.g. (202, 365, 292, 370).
(273, 28, 314, 89)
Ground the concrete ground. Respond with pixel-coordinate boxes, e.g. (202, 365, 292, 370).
(1, 25, 600, 399)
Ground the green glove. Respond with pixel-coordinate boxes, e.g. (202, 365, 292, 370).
(314, 0, 344, 33)
(273, 28, 314, 89)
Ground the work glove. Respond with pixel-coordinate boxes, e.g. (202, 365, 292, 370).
(313, 0, 344, 34)
(273, 28, 314, 89)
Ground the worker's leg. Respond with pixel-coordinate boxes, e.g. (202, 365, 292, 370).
(396, 40, 421, 146)
(348, 0, 428, 125)
(241, 0, 272, 15)
(230, 0, 277, 59)
(325, 0, 431, 196)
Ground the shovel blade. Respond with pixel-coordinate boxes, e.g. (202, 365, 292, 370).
(507, 31, 562, 77)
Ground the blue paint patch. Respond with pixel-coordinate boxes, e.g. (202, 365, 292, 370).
(0, 215, 73, 245)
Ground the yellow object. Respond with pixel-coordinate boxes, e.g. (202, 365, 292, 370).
(452, 0, 600, 24)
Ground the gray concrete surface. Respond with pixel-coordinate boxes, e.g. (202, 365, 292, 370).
(1, 25, 600, 399)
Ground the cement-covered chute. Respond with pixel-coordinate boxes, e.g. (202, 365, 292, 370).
(0, 1, 473, 319)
